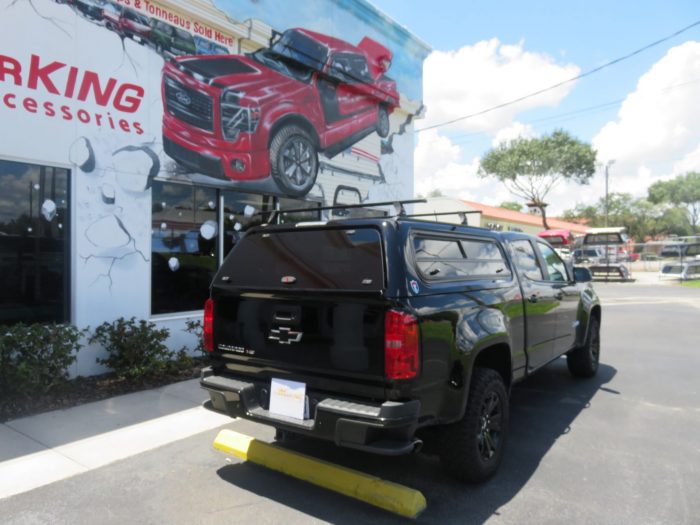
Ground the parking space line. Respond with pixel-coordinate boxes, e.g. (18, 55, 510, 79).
(0, 407, 230, 501)
(213, 429, 427, 519)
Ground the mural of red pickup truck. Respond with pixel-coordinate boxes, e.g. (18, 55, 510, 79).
(161, 27, 399, 196)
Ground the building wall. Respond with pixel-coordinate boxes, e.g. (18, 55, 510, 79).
(0, 0, 428, 375)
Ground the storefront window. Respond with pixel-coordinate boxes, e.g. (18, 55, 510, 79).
(151, 184, 324, 315)
(221, 191, 271, 258)
(151, 182, 217, 314)
(278, 197, 321, 224)
(0, 159, 69, 324)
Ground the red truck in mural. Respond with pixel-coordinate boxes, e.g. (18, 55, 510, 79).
(162, 27, 399, 196)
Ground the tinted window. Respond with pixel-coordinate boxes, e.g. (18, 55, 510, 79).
(331, 53, 372, 83)
(584, 233, 626, 244)
(272, 30, 329, 71)
(221, 192, 271, 258)
(509, 239, 544, 281)
(414, 235, 510, 281)
(221, 228, 384, 290)
(686, 244, 700, 256)
(414, 238, 463, 259)
(151, 182, 217, 314)
(538, 242, 568, 282)
(278, 197, 321, 224)
(175, 28, 192, 41)
(0, 159, 69, 324)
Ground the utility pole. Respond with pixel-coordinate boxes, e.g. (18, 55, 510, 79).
(604, 159, 616, 227)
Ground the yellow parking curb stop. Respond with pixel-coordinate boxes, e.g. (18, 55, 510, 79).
(213, 429, 427, 519)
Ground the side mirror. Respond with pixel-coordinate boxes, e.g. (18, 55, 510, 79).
(573, 267, 592, 283)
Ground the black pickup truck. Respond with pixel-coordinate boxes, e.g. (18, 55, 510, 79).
(201, 216, 601, 482)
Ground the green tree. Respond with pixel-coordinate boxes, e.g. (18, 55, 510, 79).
(499, 201, 523, 212)
(479, 129, 597, 229)
(428, 188, 444, 198)
(562, 192, 693, 240)
(561, 203, 599, 224)
(648, 172, 700, 232)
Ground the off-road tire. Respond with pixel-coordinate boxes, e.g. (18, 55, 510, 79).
(567, 315, 600, 378)
(376, 106, 390, 138)
(269, 125, 318, 197)
(438, 368, 509, 483)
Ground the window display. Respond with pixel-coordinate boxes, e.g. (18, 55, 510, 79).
(0, 159, 69, 324)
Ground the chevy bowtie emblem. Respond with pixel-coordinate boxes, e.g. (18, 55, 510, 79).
(269, 327, 303, 344)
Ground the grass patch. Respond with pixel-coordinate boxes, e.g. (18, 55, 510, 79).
(681, 280, 700, 288)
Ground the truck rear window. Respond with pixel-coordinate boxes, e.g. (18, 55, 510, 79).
(413, 235, 511, 281)
(220, 227, 384, 290)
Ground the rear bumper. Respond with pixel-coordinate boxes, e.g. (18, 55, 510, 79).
(200, 367, 421, 455)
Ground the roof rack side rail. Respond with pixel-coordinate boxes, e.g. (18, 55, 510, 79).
(260, 199, 427, 224)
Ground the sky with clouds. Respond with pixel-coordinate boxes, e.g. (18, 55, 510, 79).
(370, 0, 700, 214)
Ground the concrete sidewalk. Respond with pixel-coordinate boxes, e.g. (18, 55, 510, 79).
(0, 379, 230, 500)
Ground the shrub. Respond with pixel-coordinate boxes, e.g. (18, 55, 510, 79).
(0, 323, 84, 398)
(183, 318, 206, 357)
(90, 317, 175, 380)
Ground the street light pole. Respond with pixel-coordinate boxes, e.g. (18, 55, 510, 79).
(604, 159, 616, 227)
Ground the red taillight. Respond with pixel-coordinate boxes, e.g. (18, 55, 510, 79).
(384, 310, 419, 380)
(203, 298, 214, 352)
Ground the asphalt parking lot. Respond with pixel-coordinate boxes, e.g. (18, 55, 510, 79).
(1, 282, 699, 524)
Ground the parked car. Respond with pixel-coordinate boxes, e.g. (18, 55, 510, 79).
(573, 247, 605, 264)
(659, 260, 700, 280)
(116, 8, 151, 43)
(200, 213, 601, 483)
(102, 1, 123, 29)
(660, 242, 700, 259)
(194, 36, 229, 55)
(150, 20, 196, 56)
(161, 27, 399, 197)
(74, 0, 105, 20)
(537, 229, 574, 259)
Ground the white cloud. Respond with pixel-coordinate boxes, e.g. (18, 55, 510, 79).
(491, 121, 536, 147)
(415, 40, 700, 216)
(414, 130, 513, 204)
(672, 142, 700, 174)
(591, 41, 700, 199)
(421, 39, 580, 133)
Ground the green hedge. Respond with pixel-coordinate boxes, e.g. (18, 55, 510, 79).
(90, 317, 192, 380)
(0, 323, 85, 398)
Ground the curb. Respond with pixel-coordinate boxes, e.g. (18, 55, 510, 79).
(213, 429, 427, 519)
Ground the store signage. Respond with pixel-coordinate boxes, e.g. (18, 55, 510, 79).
(0, 53, 145, 135)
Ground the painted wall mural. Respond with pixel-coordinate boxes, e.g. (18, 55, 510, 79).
(0, 0, 428, 363)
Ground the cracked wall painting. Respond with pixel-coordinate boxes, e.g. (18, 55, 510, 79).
(0, 0, 427, 326)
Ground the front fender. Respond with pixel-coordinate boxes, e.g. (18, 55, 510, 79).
(575, 284, 601, 347)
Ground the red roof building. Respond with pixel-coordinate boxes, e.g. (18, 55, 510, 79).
(460, 200, 589, 235)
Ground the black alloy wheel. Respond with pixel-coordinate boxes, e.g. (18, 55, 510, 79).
(477, 390, 503, 462)
(438, 367, 509, 483)
(567, 315, 601, 378)
(269, 125, 319, 197)
(376, 106, 390, 138)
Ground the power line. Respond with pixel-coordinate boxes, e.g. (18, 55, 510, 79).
(417, 19, 700, 133)
(433, 76, 700, 147)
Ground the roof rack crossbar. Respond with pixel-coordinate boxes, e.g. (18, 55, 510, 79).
(403, 210, 481, 224)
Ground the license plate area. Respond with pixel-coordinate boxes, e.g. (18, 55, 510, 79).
(269, 378, 309, 420)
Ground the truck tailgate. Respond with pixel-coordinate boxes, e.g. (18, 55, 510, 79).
(213, 293, 387, 383)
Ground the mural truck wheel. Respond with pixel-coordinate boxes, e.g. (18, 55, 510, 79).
(270, 125, 318, 197)
(376, 106, 390, 138)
